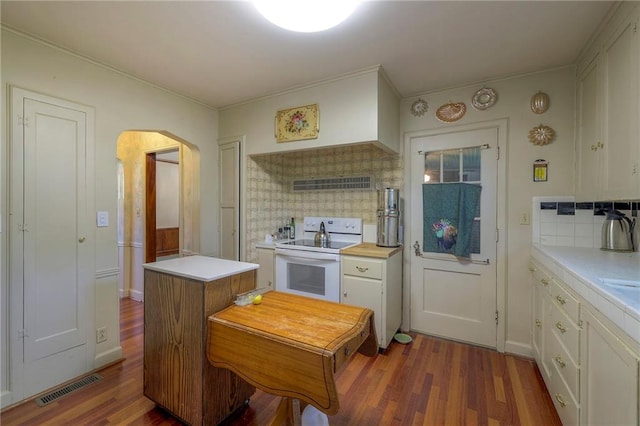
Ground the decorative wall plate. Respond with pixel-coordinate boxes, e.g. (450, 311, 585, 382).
(528, 124, 555, 145)
(471, 87, 497, 110)
(410, 98, 428, 117)
(531, 91, 550, 114)
(435, 102, 466, 123)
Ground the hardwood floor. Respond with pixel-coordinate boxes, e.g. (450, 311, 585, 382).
(1, 298, 561, 425)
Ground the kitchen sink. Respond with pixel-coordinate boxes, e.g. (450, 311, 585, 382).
(600, 278, 640, 288)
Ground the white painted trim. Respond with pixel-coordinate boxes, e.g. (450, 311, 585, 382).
(129, 289, 144, 302)
(94, 346, 124, 368)
(403, 118, 509, 353)
(505, 341, 533, 358)
(95, 268, 120, 279)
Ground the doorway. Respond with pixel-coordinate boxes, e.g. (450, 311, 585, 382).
(116, 131, 200, 301)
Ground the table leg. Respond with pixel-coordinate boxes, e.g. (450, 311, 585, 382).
(269, 397, 310, 426)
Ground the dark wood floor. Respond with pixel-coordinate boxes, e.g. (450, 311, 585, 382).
(1, 298, 561, 425)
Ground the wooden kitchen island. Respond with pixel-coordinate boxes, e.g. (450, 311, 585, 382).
(142, 255, 259, 425)
(206, 291, 378, 425)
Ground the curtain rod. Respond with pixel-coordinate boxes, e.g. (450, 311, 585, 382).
(417, 143, 490, 155)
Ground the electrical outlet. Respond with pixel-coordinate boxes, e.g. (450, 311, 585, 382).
(96, 326, 107, 343)
(520, 212, 530, 225)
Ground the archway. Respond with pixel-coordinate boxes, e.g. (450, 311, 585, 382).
(116, 130, 200, 300)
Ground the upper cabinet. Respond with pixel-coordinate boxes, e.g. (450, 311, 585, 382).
(576, 4, 640, 201)
(219, 66, 401, 156)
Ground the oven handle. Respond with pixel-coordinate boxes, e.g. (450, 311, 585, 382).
(275, 248, 341, 262)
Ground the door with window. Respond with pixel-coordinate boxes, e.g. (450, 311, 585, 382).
(410, 127, 498, 348)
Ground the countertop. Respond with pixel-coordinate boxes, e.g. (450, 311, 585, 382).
(531, 244, 640, 345)
(143, 255, 259, 282)
(341, 242, 403, 258)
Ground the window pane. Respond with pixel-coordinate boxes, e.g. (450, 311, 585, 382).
(424, 152, 440, 183)
(442, 150, 460, 182)
(462, 147, 481, 182)
(470, 219, 481, 254)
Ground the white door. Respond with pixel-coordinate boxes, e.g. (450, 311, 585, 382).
(218, 140, 240, 260)
(10, 88, 93, 399)
(410, 127, 498, 348)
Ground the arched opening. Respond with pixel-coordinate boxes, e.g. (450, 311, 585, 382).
(116, 130, 201, 300)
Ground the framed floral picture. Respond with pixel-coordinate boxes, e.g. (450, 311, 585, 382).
(275, 104, 319, 143)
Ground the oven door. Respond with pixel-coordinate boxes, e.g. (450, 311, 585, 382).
(275, 248, 341, 302)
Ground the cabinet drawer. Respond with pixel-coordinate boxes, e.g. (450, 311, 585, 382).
(550, 277, 580, 324)
(342, 257, 382, 280)
(529, 262, 552, 293)
(549, 303, 580, 362)
(548, 326, 580, 398)
(333, 323, 370, 372)
(549, 360, 580, 426)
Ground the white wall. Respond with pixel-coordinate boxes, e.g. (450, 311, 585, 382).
(0, 28, 219, 406)
(156, 161, 180, 229)
(401, 66, 577, 355)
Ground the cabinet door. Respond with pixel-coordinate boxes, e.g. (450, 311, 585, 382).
(575, 53, 602, 200)
(256, 248, 275, 290)
(342, 275, 383, 347)
(602, 12, 640, 199)
(580, 309, 639, 426)
(532, 283, 545, 368)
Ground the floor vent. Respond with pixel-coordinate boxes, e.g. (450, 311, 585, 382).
(292, 176, 374, 191)
(35, 374, 102, 407)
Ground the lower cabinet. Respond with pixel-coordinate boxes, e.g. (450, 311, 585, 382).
(530, 259, 640, 425)
(580, 308, 639, 426)
(256, 247, 275, 290)
(341, 250, 402, 349)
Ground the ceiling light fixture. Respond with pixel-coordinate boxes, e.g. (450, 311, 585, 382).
(253, 1, 361, 33)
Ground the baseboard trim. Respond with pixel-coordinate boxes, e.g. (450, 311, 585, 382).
(505, 340, 533, 358)
(94, 346, 123, 368)
(129, 289, 144, 302)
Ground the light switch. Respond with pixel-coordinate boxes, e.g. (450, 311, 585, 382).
(97, 211, 109, 227)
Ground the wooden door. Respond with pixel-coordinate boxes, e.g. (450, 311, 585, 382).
(410, 127, 498, 348)
(10, 87, 93, 399)
(218, 140, 240, 260)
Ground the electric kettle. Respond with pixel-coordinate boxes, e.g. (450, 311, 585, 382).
(314, 221, 331, 247)
(601, 209, 635, 252)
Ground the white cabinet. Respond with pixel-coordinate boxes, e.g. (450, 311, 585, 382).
(341, 251, 402, 349)
(580, 308, 639, 426)
(529, 260, 581, 426)
(530, 257, 640, 425)
(576, 5, 640, 200)
(256, 247, 275, 290)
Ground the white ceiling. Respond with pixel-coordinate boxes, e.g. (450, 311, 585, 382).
(1, 1, 614, 109)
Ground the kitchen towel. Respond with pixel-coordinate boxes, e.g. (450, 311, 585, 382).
(422, 182, 482, 258)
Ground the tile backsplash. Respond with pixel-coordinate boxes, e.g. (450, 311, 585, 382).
(246, 144, 404, 261)
(532, 196, 639, 250)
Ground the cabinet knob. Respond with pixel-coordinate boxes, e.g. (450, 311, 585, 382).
(343, 291, 348, 298)
(535, 319, 542, 328)
(591, 144, 598, 151)
(554, 355, 566, 368)
(78, 236, 86, 243)
(555, 321, 567, 333)
(541, 278, 549, 287)
(556, 295, 567, 305)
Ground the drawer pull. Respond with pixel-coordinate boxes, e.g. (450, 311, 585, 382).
(541, 278, 549, 287)
(555, 393, 567, 407)
(356, 266, 369, 273)
(528, 265, 537, 272)
(554, 355, 566, 368)
(556, 295, 567, 305)
(535, 319, 542, 328)
(555, 322, 567, 333)
(344, 346, 351, 356)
